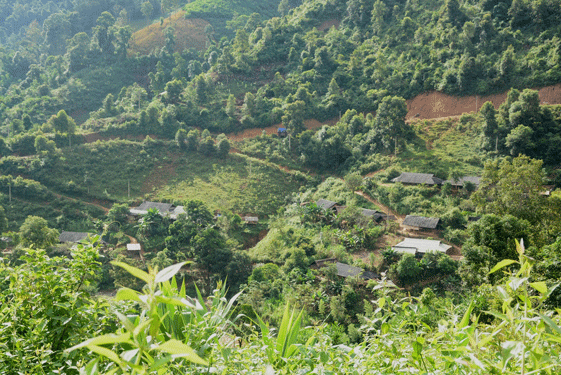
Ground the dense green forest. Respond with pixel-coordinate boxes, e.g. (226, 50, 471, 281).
(2, 0, 561, 373)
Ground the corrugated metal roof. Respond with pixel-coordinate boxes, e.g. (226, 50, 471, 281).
(316, 199, 337, 210)
(127, 243, 141, 251)
(314, 259, 379, 279)
(402, 215, 440, 229)
(443, 176, 481, 187)
(393, 238, 451, 254)
(59, 231, 92, 243)
(130, 201, 174, 216)
(391, 172, 443, 185)
(360, 208, 379, 217)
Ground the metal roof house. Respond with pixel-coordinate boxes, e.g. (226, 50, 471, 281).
(360, 208, 393, 222)
(402, 215, 440, 230)
(313, 258, 379, 280)
(316, 199, 338, 211)
(391, 172, 443, 186)
(443, 176, 481, 188)
(243, 216, 259, 224)
(59, 231, 105, 247)
(127, 243, 141, 252)
(130, 201, 185, 219)
(392, 238, 452, 256)
(59, 231, 96, 243)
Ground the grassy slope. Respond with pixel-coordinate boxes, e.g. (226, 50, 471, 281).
(129, 11, 210, 55)
(128, 0, 282, 56)
(153, 153, 308, 216)
(394, 115, 485, 178)
(29, 140, 307, 218)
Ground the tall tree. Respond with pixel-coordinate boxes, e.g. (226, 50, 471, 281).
(473, 156, 545, 227)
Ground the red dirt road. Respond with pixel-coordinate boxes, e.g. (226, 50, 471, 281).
(228, 83, 561, 143)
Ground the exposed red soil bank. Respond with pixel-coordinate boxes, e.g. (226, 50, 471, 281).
(406, 83, 561, 121)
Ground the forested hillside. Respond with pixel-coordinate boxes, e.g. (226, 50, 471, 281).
(2, 0, 561, 373)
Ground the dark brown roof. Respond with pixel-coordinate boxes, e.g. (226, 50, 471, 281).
(392, 172, 443, 185)
(402, 215, 440, 229)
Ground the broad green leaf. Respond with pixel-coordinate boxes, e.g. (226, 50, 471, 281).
(67, 333, 131, 352)
(530, 282, 547, 295)
(111, 261, 152, 284)
(378, 297, 385, 309)
(539, 313, 561, 336)
(83, 358, 99, 375)
(148, 355, 173, 371)
(156, 339, 208, 366)
(133, 318, 152, 337)
(155, 262, 188, 284)
(501, 341, 524, 371)
(515, 238, 525, 257)
(489, 259, 518, 274)
(115, 312, 135, 332)
(412, 341, 422, 357)
(115, 288, 141, 302)
(508, 277, 527, 292)
(88, 345, 123, 365)
(155, 295, 189, 306)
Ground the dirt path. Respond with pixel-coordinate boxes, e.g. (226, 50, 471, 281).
(224, 83, 561, 144)
(53, 193, 110, 213)
(126, 234, 138, 244)
(354, 190, 403, 223)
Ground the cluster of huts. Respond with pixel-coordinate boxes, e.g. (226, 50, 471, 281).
(57, 201, 260, 254)
(55, 172, 475, 279)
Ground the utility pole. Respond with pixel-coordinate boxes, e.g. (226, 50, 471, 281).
(8, 184, 11, 203)
(128, 179, 130, 198)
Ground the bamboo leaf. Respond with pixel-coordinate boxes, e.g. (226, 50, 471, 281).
(111, 261, 152, 284)
(155, 262, 188, 284)
(489, 259, 518, 274)
(458, 300, 474, 329)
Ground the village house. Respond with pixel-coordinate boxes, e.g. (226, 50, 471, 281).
(59, 231, 105, 247)
(312, 258, 379, 280)
(129, 201, 185, 220)
(443, 176, 481, 189)
(392, 238, 452, 257)
(402, 215, 440, 231)
(316, 199, 339, 213)
(391, 172, 443, 186)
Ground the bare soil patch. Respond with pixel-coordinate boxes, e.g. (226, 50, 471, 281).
(406, 83, 561, 121)
(227, 117, 339, 142)
(140, 153, 180, 194)
(129, 12, 209, 56)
